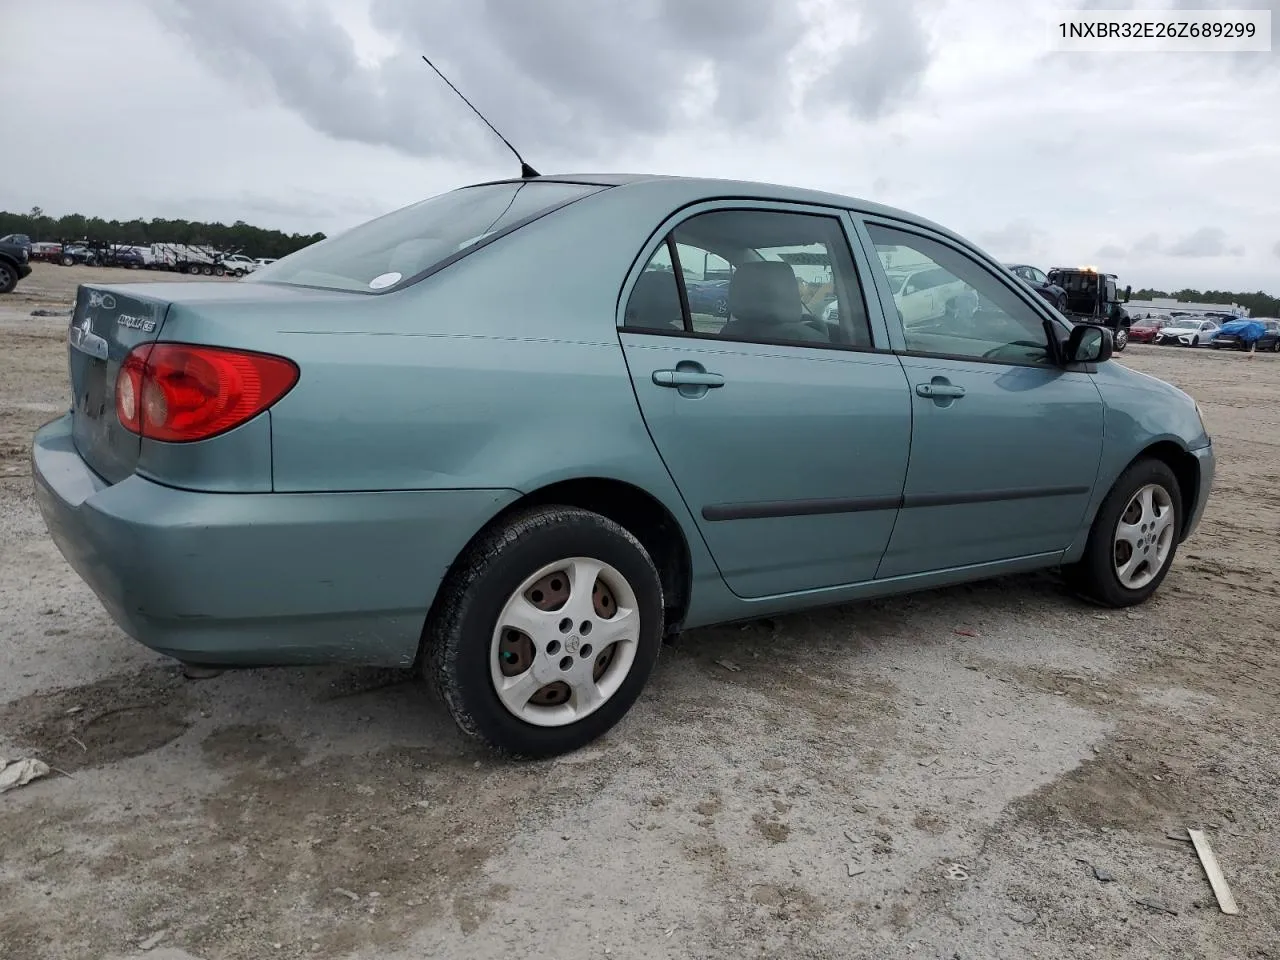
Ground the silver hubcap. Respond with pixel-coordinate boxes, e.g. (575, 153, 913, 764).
(1113, 483, 1175, 590)
(490, 557, 640, 727)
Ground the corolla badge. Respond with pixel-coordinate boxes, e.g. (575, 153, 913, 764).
(87, 291, 116, 310)
(116, 314, 156, 333)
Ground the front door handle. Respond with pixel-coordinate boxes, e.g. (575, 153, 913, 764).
(915, 381, 965, 399)
(653, 369, 725, 388)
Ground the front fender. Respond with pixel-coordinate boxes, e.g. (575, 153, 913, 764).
(1062, 363, 1211, 561)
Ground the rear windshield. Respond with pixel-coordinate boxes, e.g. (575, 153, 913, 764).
(247, 181, 604, 294)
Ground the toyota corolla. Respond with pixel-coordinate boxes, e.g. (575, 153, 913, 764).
(32, 173, 1215, 757)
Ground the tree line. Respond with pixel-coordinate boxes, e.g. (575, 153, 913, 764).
(0, 207, 325, 260)
(1133, 288, 1280, 318)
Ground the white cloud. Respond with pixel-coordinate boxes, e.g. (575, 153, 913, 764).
(1, 0, 1277, 293)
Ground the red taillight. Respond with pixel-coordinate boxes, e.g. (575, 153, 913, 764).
(115, 343, 299, 443)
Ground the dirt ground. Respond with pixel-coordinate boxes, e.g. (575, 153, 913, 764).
(1, 263, 1277, 960)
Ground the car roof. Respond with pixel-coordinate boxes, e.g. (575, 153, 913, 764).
(471, 172, 970, 244)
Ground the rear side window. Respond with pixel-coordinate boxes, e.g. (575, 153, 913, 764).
(248, 181, 604, 294)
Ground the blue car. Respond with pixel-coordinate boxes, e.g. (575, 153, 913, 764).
(683, 278, 730, 316)
(32, 173, 1215, 757)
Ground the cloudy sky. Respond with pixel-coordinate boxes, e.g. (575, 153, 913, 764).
(4, 0, 1277, 292)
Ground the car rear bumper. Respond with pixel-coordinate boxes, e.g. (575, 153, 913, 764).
(1182, 443, 1215, 542)
(32, 414, 519, 668)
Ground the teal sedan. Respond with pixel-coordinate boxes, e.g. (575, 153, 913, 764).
(32, 174, 1215, 757)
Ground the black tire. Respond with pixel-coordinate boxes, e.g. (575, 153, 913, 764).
(1113, 327, 1128, 352)
(1054, 293, 1067, 313)
(61, 255, 74, 266)
(426, 505, 664, 758)
(1063, 457, 1183, 608)
(1190, 336, 1198, 347)
(0, 262, 16, 294)
(1272, 340, 1280, 353)
(214, 266, 226, 277)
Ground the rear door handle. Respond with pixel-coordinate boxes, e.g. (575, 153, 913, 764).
(653, 369, 725, 388)
(915, 382, 966, 399)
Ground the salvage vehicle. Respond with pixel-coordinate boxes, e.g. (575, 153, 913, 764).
(32, 174, 1215, 757)
(0, 235, 33, 294)
(1128, 317, 1170, 344)
(1155, 316, 1219, 347)
(1210, 317, 1280, 352)
(1006, 264, 1068, 312)
(1045, 266, 1132, 350)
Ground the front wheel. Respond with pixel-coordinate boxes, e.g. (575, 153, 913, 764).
(1190, 336, 1199, 347)
(1113, 327, 1129, 351)
(1054, 293, 1067, 313)
(0, 262, 16, 294)
(1063, 458, 1182, 608)
(426, 505, 664, 757)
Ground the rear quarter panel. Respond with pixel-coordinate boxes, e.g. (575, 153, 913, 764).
(156, 183, 727, 598)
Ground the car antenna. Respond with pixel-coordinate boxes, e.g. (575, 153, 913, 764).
(421, 54, 540, 179)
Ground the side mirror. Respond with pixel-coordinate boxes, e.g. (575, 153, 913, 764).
(1066, 324, 1113, 364)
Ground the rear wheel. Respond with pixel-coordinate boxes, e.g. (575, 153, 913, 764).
(1064, 458, 1182, 608)
(426, 505, 664, 757)
(61, 255, 74, 266)
(1054, 292, 1067, 313)
(1113, 326, 1129, 351)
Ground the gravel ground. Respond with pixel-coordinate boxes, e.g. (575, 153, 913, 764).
(1, 264, 1278, 960)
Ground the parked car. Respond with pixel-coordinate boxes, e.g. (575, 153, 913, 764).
(1210, 318, 1280, 352)
(253, 257, 278, 270)
(0, 235, 33, 294)
(684, 277, 730, 316)
(101, 247, 146, 269)
(221, 254, 257, 277)
(0, 233, 32, 255)
(1005, 264, 1068, 312)
(1155, 317, 1219, 347)
(1128, 317, 1170, 344)
(32, 173, 1215, 757)
(59, 243, 97, 266)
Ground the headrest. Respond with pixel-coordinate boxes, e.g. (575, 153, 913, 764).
(728, 261, 801, 327)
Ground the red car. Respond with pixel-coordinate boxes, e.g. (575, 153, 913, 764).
(1128, 317, 1169, 343)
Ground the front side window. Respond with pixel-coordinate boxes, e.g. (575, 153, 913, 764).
(622, 209, 874, 348)
(867, 223, 1054, 365)
(248, 181, 603, 294)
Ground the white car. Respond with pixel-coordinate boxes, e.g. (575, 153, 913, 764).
(1154, 318, 1219, 347)
(220, 254, 258, 277)
(822, 268, 978, 328)
(253, 257, 278, 270)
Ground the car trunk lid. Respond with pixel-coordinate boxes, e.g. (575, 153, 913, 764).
(68, 285, 169, 483)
